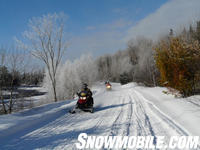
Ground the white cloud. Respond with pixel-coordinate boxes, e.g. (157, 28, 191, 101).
(124, 0, 200, 42)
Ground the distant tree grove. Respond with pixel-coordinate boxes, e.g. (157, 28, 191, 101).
(97, 20, 200, 97)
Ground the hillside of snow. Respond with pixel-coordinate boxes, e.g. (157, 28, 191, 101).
(0, 82, 200, 149)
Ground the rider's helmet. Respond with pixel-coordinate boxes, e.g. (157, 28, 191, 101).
(82, 83, 88, 89)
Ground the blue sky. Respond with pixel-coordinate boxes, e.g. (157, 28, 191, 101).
(1, 0, 200, 59)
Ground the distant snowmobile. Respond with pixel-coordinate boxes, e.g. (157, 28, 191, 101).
(69, 84, 94, 114)
(105, 81, 112, 91)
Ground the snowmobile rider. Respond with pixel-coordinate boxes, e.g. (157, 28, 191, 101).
(77, 83, 93, 106)
(105, 80, 111, 86)
(105, 80, 110, 85)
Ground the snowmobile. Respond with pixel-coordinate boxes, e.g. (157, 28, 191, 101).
(69, 91, 94, 114)
(106, 83, 112, 91)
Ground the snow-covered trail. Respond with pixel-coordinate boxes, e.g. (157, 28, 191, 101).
(0, 83, 197, 149)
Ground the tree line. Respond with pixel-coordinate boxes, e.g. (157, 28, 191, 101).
(97, 21, 200, 97)
(18, 13, 200, 102)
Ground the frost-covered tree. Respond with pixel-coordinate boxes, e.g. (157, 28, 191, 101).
(110, 51, 132, 82)
(44, 54, 98, 100)
(128, 37, 157, 86)
(18, 13, 68, 102)
(96, 55, 112, 80)
(56, 60, 81, 99)
(74, 55, 98, 85)
(97, 51, 132, 83)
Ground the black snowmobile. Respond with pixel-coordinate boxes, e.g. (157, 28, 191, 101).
(69, 91, 94, 114)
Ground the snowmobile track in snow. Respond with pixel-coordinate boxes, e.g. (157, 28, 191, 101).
(134, 90, 189, 136)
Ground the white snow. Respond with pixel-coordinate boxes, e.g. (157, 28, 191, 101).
(0, 82, 199, 149)
(134, 85, 200, 136)
(18, 86, 47, 93)
(2, 90, 19, 95)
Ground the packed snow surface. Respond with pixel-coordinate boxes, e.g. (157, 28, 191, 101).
(0, 82, 199, 149)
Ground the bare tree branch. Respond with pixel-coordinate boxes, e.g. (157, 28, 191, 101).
(17, 13, 68, 102)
